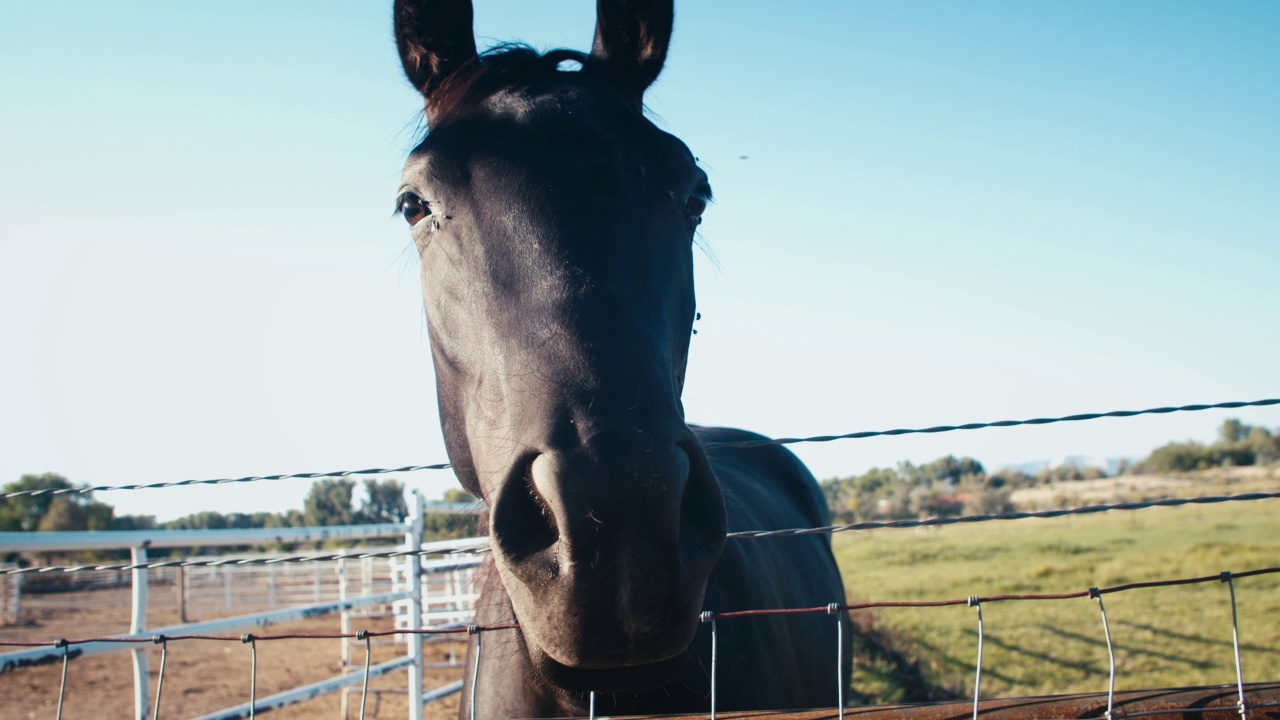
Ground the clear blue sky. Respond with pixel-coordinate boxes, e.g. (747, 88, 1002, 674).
(1, 2, 1277, 521)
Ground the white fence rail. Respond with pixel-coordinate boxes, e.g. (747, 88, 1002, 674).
(0, 492, 485, 720)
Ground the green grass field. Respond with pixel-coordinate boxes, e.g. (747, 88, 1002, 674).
(831, 497, 1280, 704)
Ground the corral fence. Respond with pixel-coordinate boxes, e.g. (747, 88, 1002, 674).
(2, 397, 1279, 719)
(0, 496, 483, 720)
(1, 564, 19, 625)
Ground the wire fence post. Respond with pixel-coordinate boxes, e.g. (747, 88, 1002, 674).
(968, 596, 983, 720)
(829, 603, 845, 719)
(1221, 571, 1249, 719)
(468, 624, 482, 720)
(700, 611, 717, 720)
(151, 635, 168, 720)
(242, 633, 257, 719)
(55, 638, 69, 720)
(357, 630, 372, 720)
(339, 548, 351, 668)
(406, 489, 426, 720)
(130, 544, 151, 720)
(1090, 587, 1117, 719)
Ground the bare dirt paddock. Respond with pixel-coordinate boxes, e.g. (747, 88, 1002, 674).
(0, 586, 466, 720)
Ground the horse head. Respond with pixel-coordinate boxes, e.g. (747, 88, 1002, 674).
(394, 0, 726, 691)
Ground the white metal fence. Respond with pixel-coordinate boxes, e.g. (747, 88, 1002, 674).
(0, 492, 483, 719)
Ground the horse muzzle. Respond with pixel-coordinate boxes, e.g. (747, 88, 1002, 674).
(487, 428, 726, 676)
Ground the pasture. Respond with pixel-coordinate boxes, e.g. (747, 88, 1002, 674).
(834, 489, 1280, 704)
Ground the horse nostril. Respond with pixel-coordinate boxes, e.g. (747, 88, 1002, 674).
(492, 460, 559, 564)
(678, 443, 727, 568)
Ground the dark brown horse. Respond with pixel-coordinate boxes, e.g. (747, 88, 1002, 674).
(392, 0, 850, 715)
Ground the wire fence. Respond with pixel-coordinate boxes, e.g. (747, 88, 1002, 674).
(3, 565, 1277, 720)
(3, 395, 1279, 718)
(3, 489, 1277, 576)
(4, 397, 1276, 501)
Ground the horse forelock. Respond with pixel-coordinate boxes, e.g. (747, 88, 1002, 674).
(425, 45, 637, 129)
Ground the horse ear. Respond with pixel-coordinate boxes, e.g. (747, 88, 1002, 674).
(394, 0, 478, 101)
(590, 0, 674, 104)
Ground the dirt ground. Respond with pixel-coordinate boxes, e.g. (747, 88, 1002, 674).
(0, 586, 466, 719)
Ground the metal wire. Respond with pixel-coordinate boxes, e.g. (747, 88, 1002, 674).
(1090, 588, 1117, 719)
(55, 639, 69, 720)
(969, 596, 983, 720)
(0, 545, 487, 576)
(355, 630, 372, 720)
(5, 397, 1273, 500)
(5, 492, 1276, 578)
(244, 634, 257, 720)
(700, 611, 718, 720)
(1222, 573, 1248, 719)
(152, 635, 168, 720)
(9, 564, 1280, 717)
(0, 464, 454, 500)
(726, 491, 1280, 540)
(829, 603, 845, 720)
(468, 625, 481, 720)
(703, 398, 1280, 450)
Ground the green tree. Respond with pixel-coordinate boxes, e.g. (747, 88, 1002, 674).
(358, 478, 409, 524)
(112, 514, 157, 531)
(304, 478, 356, 526)
(1246, 426, 1280, 465)
(0, 473, 76, 531)
(1140, 441, 1215, 473)
(1219, 418, 1248, 445)
(36, 497, 89, 531)
(442, 487, 473, 503)
(0, 473, 114, 533)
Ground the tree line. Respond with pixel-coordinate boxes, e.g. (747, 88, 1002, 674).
(0, 474, 480, 562)
(819, 418, 1279, 524)
(4, 418, 1274, 543)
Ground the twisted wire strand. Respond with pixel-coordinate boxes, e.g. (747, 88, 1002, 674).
(3, 568, 1274, 649)
(704, 398, 1280, 450)
(3, 398, 1275, 500)
(3, 491, 1278, 575)
(0, 464, 453, 500)
(0, 624, 521, 649)
(725, 491, 1280, 539)
(696, 565, 1280, 621)
(0, 545, 488, 576)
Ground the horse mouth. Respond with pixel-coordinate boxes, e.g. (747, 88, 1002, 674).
(528, 642, 694, 694)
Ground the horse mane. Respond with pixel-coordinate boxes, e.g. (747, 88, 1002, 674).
(428, 44, 629, 125)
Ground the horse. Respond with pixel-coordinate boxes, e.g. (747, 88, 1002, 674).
(391, 0, 851, 715)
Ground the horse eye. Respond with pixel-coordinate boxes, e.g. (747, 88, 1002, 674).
(685, 196, 708, 221)
(398, 193, 431, 227)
